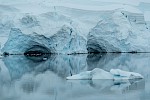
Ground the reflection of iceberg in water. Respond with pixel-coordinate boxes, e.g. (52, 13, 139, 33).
(113, 79, 145, 93)
(87, 53, 150, 78)
(67, 79, 145, 94)
(2, 53, 147, 80)
(0, 53, 148, 100)
(87, 53, 121, 71)
(2, 54, 87, 80)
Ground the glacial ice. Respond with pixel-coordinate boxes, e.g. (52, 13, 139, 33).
(87, 11, 150, 52)
(66, 68, 144, 80)
(1, 10, 150, 53)
(110, 69, 144, 79)
(0, 1, 149, 100)
(0, 1, 150, 53)
(2, 26, 87, 54)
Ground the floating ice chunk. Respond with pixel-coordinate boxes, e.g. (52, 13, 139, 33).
(67, 68, 114, 80)
(91, 68, 113, 79)
(66, 68, 143, 80)
(67, 71, 92, 80)
(110, 69, 144, 79)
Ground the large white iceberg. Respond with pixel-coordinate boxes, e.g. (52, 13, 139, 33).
(87, 11, 150, 52)
(2, 26, 87, 54)
(66, 68, 144, 80)
(0, 1, 150, 53)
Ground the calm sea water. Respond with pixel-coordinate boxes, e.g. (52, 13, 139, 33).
(0, 53, 150, 100)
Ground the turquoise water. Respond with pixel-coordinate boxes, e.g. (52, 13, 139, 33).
(0, 53, 149, 100)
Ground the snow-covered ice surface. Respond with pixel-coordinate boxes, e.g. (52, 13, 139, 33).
(66, 68, 143, 80)
(0, 0, 150, 53)
(0, 53, 149, 100)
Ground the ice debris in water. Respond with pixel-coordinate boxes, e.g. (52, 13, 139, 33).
(66, 68, 144, 80)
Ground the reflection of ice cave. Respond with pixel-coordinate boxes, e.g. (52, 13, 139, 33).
(2, 54, 87, 80)
(1, 51, 148, 100)
(2, 53, 148, 81)
(0, 54, 146, 100)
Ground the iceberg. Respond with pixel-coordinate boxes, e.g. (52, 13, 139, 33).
(66, 68, 144, 80)
(0, 1, 150, 53)
(110, 69, 144, 79)
(87, 11, 150, 53)
(1, 10, 150, 53)
(2, 26, 87, 54)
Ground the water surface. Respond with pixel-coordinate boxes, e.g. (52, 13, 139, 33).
(0, 53, 149, 100)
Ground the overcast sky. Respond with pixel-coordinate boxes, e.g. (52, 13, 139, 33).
(62, 0, 150, 6)
(0, 0, 150, 5)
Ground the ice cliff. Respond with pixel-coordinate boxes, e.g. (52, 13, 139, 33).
(87, 11, 150, 52)
(0, 2, 150, 53)
(2, 26, 87, 54)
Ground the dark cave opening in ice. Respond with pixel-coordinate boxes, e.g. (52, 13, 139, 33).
(24, 45, 51, 62)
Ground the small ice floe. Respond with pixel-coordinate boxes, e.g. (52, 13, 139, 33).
(110, 69, 144, 80)
(66, 68, 143, 80)
(42, 57, 48, 61)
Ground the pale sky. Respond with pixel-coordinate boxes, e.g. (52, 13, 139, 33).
(0, 0, 150, 6)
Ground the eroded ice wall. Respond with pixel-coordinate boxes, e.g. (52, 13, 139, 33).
(2, 25, 87, 54)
